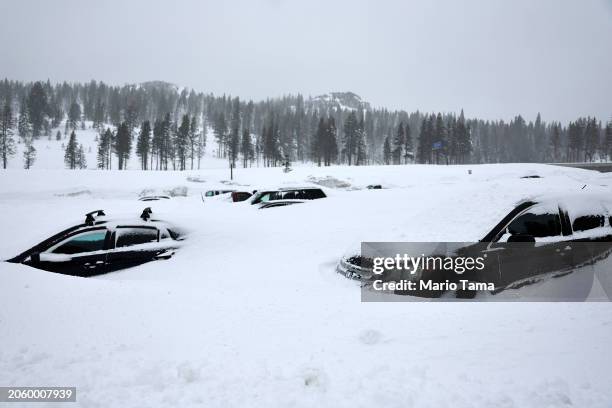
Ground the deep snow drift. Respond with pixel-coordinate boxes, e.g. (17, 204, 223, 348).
(1, 162, 612, 408)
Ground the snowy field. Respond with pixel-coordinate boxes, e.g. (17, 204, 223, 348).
(1, 158, 612, 407)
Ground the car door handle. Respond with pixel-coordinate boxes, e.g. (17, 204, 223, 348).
(84, 260, 105, 268)
(154, 250, 174, 260)
(482, 247, 505, 253)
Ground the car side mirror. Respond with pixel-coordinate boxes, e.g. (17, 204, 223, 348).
(507, 234, 535, 243)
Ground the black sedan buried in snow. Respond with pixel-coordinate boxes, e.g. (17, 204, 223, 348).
(337, 193, 612, 299)
(7, 208, 183, 277)
(250, 187, 326, 205)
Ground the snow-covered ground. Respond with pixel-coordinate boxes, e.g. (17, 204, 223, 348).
(1, 160, 612, 407)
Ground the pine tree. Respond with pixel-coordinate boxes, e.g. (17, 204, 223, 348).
(175, 115, 190, 170)
(92, 98, 105, 130)
(403, 123, 413, 164)
(68, 101, 81, 130)
(605, 121, 612, 161)
(17, 99, 31, 139)
(584, 117, 600, 162)
(114, 122, 132, 170)
(322, 117, 337, 166)
(311, 118, 324, 167)
(189, 116, 198, 169)
(342, 111, 358, 165)
(97, 128, 113, 169)
(455, 110, 471, 163)
(568, 120, 584, 162)
(27, 82, 48, 138)
(124, 103, 139, 133)
(76, 144, 87, 169)
(0, 101, 16, 169)
(417, 116, 432, 164)
(263, 116, 281, 166)
(64, 131, 79, 169)
(212, 112, 227, 158)
(160, 114, 172, 170)
(355, 124, 367, 165)
(383, 136, 391, 165)
(550, 123, 561, 162)
(136, 120, 151, 170)
(392, 122, 405, 164)
(447, 117, 457, 164)
(22, 138, 36, 169)
(228, 98, 241, 171)
(241, 128, 254, 168)
(152, 119, 163, 170)
(196, 116, 207, 169)
(433, 113, 446, 164)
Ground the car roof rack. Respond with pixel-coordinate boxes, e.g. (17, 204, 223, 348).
(140, 207, 153, 221)
(85, 210, 106, 226)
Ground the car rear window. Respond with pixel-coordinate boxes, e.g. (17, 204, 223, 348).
(116, 227, 159, 248)
(303, 189, 326, 199)
(573, 215, 605, 232)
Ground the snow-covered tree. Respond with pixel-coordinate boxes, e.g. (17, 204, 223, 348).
(0, 101, 16, 169)
(23, 139, 36, 169)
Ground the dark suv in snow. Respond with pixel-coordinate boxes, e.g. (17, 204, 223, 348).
(7, 208, 183, 277)
(337, 194, 612, 298)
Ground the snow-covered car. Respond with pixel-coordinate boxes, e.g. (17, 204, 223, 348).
(257, 199, 305, 209)
(6, 208, 182, 277)
(204, 189, 235, 197)
(231, 191, 253, 202)
(337, 193, 612, 297)
(250, 187, 326, 205)
(138, 195, 171, 201)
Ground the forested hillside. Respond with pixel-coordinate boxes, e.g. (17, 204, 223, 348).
(0, 79, 610, 170)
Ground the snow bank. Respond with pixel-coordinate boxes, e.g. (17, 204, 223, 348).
(1, 163, 612, 407)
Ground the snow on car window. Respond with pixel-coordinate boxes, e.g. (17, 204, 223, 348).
(562, 198, 607, 218)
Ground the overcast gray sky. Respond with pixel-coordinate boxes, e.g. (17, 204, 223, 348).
(1, 0, 611, 122)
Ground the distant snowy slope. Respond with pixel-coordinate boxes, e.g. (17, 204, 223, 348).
(5, 120, 228, 170)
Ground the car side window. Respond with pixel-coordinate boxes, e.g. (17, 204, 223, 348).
(572, 215, 605, 232)
(305, 189, 326, 199)
(507, 207, 561, 238)
(115, 227, 158, 248)
(52, 230, 107, 255)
